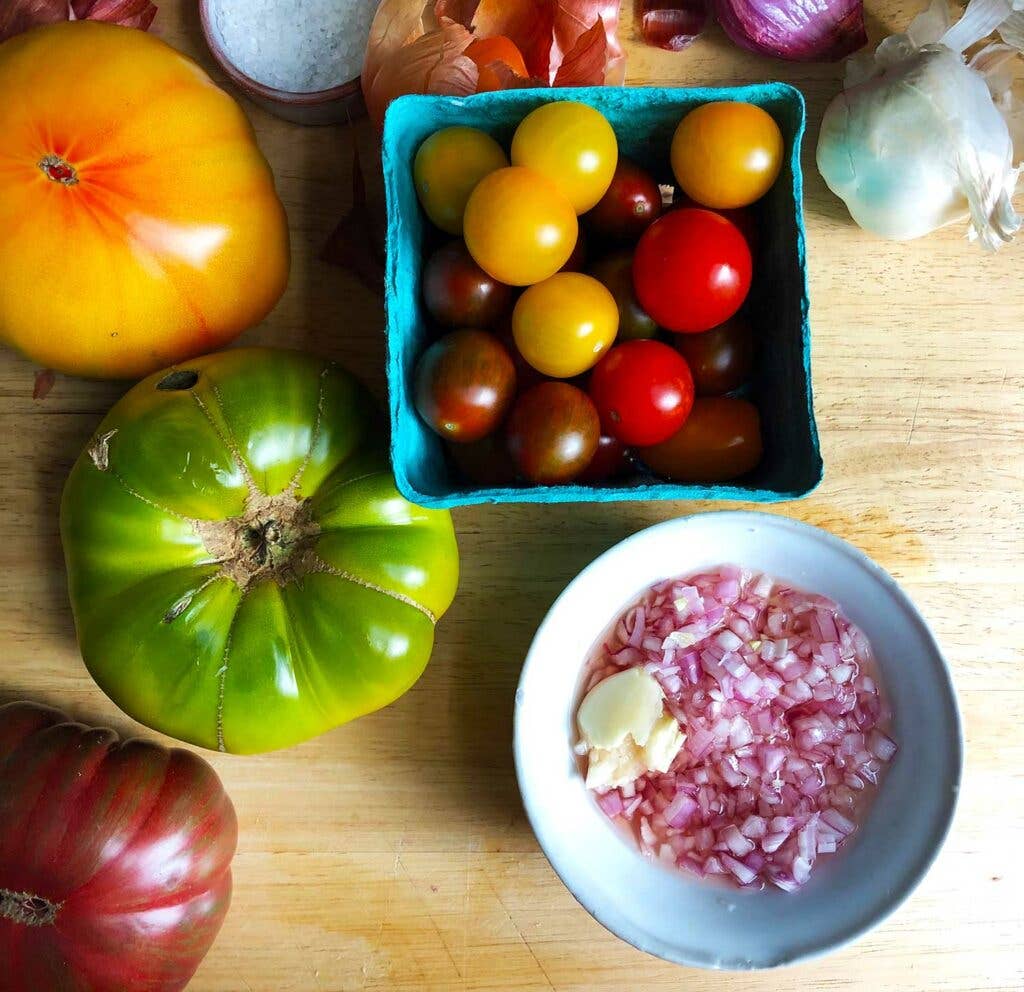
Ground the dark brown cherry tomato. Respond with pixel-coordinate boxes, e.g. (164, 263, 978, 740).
(414, 329, 516, 442)
(447, 434, 519, 486)
(673, 315, 754, 396)
(589, 252, 659, 341)
(588, 340, 695, 447)
(587, 158, 662, 243)
(559, 229, 588, 273)
(423, 241, 513, 328)
(494, 316, 545, 392)
(506, 382, 600, 484)
(578, 433, 630, 483)
(638, 397, 762, 481)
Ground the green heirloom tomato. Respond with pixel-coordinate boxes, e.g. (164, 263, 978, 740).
(60, 348, 459, 754)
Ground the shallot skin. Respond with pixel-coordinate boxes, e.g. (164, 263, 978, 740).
(581, 567, 897, 892)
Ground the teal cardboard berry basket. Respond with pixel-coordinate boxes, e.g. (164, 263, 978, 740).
(382, 85, 822, 509)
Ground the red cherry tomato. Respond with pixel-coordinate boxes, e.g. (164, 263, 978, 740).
(633, 208, 752, 333)
(587, 158, 662, 243)
(578, 433, 630, 483)
(672, 193, 758, 252)
(422, 242, 513, 329)
(414, 329, 516, 442)
(588, 340, 695, 447)
(506, 382, 600, 484)
(673, 315, 754, 396)
(638, 397, 762, 481)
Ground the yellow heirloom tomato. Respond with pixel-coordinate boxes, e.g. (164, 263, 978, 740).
(0, 22, 289, 378)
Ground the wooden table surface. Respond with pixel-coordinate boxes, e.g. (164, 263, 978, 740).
(2, 2, 1023, 990)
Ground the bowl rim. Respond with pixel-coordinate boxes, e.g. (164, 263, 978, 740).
(198, 0, 361, 106)
(513, 509, 964, 970)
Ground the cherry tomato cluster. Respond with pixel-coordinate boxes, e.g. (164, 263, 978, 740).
(411, 101, 783, 486)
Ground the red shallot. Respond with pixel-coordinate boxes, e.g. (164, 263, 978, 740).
(580, 567, 896, 892)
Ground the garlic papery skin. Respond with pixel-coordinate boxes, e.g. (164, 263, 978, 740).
(816, 0, 1023, 249)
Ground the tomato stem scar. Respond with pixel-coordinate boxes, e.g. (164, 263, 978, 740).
(38, 154, 78, 186)
(0, 888, 61, 926)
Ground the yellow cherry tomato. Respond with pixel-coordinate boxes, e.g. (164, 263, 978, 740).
(463, 167, 578, 286)
(671, 102, 784, 210)
(512, 273, 619, 378)
(413, 126, 508, 235)
(511, 102, 618, 214)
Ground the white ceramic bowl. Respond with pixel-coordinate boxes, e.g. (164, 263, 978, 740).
(514, 511, 962, 970)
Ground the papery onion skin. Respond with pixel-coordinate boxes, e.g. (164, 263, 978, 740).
(363, 0, 624, 128)
(0, 1, 66, 42)
(714, 0, 867, 61)
(1, 0, 157, 42)
(364, 16, 478, 131)
(72, 0, 158, 30)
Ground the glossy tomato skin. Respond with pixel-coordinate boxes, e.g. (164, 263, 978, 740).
(633, 208, 752, 333)
(673, 193, 759, 253)
(415, 329, 516, 441)
(447, 434, 519, 487)
(587, 158, 662, 243)
(423, 242, 512, 328)
(414, 126, 508, 235)
(588, 340, 695, 446)
(61, 349, 459, 753)
(464, 167, 578, 285)
(512, 273, 618, 378)
(671, 102, 784, 209)
(0, 702, 237, 992)
(466, 35, 529, 91)
(511, 102, 618, 213)
(559, 229, 588, 273)
(578, 433, 630, 483)
(589, 252, 659, 341)
(639, 397, 762, 481)
(494, 318, 546, 393)
(673, 315, 754, 395)
(506, 382, 600, 484)
(0, 23, 289, 379)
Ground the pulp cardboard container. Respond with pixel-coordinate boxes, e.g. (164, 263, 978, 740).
(382, 85, 822, 508)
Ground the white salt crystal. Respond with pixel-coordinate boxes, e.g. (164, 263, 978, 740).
(209, 0, 378, 94)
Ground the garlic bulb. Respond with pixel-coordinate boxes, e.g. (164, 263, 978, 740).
(816, 0, 1024, 249)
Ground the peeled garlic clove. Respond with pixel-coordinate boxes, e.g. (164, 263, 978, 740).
(642, 713, 686, 773)
(577, 668, 664, 749)
(585, 742, 647, 790)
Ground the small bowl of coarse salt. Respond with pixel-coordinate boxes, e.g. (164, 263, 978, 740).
(199, 0, 374, 124)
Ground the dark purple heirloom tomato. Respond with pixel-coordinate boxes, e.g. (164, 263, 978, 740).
(0, 702, 238, 992)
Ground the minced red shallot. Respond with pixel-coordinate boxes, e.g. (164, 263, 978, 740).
(579, 566, 897, 892)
